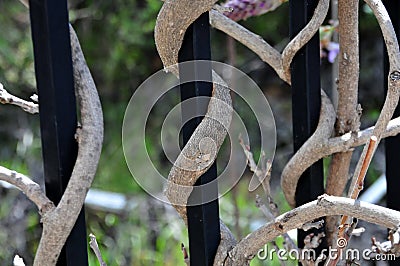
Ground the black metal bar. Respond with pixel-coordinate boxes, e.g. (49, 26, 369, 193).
(178, 12, 221, 266)
(289, 0, 325, 249)
(383, 1, 400, 265)
(29, 1, 88, 265)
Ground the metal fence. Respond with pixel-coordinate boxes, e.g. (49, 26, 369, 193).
(28, 0, 399, 265)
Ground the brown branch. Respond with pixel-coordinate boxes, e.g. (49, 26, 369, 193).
(326, 137, 378, 266)
(348, 136, 378, 200)
(209, 9, 286, 82)
(347, 0, 400, 197)
(281, 0, 330, 82)
(154, 3, 238, 265)
(32, 25, 104, 266)
(0, 166, 54, 215)
(154, 0, 218, 71)
(281, 90, 336, 207)
(164, 73, 232, 220)
(225, 195, 400, 265)
(282, 113, 400, 208)
(325, 0, 360, 246)
(0, 83, 39, 114)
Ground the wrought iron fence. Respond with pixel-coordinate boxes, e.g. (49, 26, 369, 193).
(27, 0, 400, 265)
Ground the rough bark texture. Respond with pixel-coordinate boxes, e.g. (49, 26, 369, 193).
(325, 0, 360, 246)
(165, 73, 232, 219)
(154, 3, 238, 265)
(154, 0, 218, 71)
(347, 0, 400, 197)
(281, 91, 336, 208)
(154, 0, 400, 264)
(4, 0, 400, 265)
(225, 195, 400, 265)
(33, 26, 104, 266)
(281, 0, 330, 82)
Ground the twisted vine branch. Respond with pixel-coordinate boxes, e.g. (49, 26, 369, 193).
(155, 0, 400, 264)
(32, 26, 104, 266)
(2, 2, 104, 265)
(155, 0, 400, 265)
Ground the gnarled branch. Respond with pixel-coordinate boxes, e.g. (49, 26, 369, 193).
(32, 25, 104, 266)
(281, 90, 336, 208)
(281, 0, 330, 82)
(226, 195, 400, 265)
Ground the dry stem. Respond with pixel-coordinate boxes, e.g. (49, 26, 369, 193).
(226, 195, 400, 265)
(325, 0, 360, 246)
(0, 83, 38, 114)
(89, 234, 107, 266)
(0, 166, 54, 215)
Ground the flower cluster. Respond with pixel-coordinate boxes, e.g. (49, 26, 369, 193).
(320, 22, 340, 63)
(223, 0, 286, 21)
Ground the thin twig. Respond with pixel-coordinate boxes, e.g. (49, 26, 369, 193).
(255, 195, 275, 221)
(89, 234, 107, 266)
(240, 138, 299, 255)
(339, 136, 377, 234)
(181, 243, 190, 266)
(209, 9, 286, 82)
(0, 83, 38, 114)
(327, 136, 378, 266)
(0, 166, 54, 215)
(325, 218, 358, 266)
(239, 136, 272, 195)
(349, 136, 378, 199)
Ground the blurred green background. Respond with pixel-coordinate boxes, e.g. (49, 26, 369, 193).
(0, 1, 387, 265)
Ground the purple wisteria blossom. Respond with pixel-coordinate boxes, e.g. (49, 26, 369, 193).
(327, 42, 340, 63)
(223, 0, 285, 21)
(320, 23, 339, 63)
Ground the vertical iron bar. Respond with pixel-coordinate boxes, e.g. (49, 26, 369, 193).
(289, 0, 325, 250)
(383, 1, 400, 265)
(29, 0, 88, 265)
(178, 12, 221, 266)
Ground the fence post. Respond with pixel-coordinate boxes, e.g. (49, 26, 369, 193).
(383, 1, 400, 265)
(29, 0, 88, 265)
(178, 12, 221, 266)
(289, 0, 326, 250)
